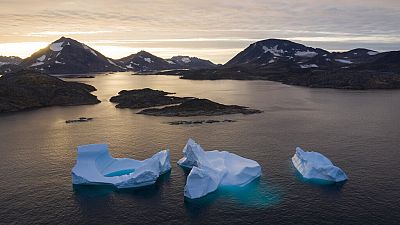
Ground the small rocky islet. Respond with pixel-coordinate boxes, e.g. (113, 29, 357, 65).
(110, 88, 262, 117)
(109, 88, 192, 109)
(167, 119, 236, 125)
(0, 70, 100, 113)
(138, 98, 262, 116)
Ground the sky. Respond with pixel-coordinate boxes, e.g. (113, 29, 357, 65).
(0, 0, 399, 64)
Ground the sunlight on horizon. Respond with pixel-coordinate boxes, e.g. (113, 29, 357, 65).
(0, 42, 49, 58)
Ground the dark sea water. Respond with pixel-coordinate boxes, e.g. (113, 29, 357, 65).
(0, 72, 399, 225)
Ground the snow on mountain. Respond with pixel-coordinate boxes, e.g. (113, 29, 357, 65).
(118, 51, 174, 72)
(19, 37, 122, 74)
(0, 56, 22, 66)
(119, 52, 217, 72)
(300, 64, 319, 69)
(167, 56, 217, 69)
(295, 51, 318, 58)
(335, 59, 353, 64)
(49, 42, 64, 51)
(224, 39, 393, 72)
(225, 39, 329, 68)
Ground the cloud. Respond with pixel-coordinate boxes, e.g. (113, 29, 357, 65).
(26, 31, 113, 37)
(0, 0, 399, 63)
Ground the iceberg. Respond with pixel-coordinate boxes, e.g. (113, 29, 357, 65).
(178, 139, 261, 199)
(72, 144, 171, 188)
(292, 147, 348, 183)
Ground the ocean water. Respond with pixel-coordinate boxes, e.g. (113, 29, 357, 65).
(0, 72, 399, 224)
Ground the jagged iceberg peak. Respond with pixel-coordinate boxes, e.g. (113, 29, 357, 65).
(178, 139, 261, 199)
(292, 147, 348, 183)
(71, 144, 171, 188)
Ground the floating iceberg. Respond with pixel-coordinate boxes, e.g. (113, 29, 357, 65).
(292, 147, 348, 183)
(72, 144, 171, 188)
(178, 139, 261, 199)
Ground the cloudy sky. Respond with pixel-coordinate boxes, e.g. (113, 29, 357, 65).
(0, 0, 399, 63)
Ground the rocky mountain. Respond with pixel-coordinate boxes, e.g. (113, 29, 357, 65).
(118, 52, 217, 72)
(166, 56, 218, 69)
(225, 39, 331, 69)
(0, 70, 100, 113)
(0, 56, 22, 66)
(0, 56, 23, 74)
(224, 39, 397, 71)
(169, 38, 400, 89)
(118, 51, 175, 72)
(19, 37, 123, 74)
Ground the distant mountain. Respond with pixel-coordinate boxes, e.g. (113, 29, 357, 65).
(166, 56, 218, 69)
(0, 56, 22, 66)
(19, 37, 124, 74)
(1, 37, 217, 74)
(225, 39, 331, 69)
(224, 39, 396, 71)
(118, 51, 217, 72)
(118, 51, 175, 72)
(0, 56, 23, 74)
(168, 38, 400, 89)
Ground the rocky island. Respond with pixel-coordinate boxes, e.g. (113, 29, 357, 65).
(138, 98, 262, 116)
(111, 88, 261, 116)
(110, 88, 192, 108)
(0, 70, 100, 113)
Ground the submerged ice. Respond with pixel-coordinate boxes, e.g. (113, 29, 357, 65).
(71, 144, 171, 188)
(292, 147, 348, 183)
(178, 139, 261, 199)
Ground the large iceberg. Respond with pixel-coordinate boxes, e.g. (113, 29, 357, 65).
(72, 144, 171, 188)
(178, 139, 261, 199)
(292, 147, 348, 183)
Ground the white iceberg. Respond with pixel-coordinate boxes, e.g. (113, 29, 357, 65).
(292, 147, 348, 183)
(72, 144, 171, 188)
(178, 139, 261, 199)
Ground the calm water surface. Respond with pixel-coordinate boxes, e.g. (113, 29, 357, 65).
(0, 72, 399, 224)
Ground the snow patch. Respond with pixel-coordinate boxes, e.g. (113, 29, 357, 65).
(82, 44, 98, 56)
(268, 59, 275, 63)
(295, 51, 318, 58)
(37, 55, 46, 62)
(55, 61, 65, 64)
(144, 58, 153, 63)
(300, 64, 319, 69)
(367, 51, 379, 56)
(166, 60, 176, 64)
(49, 42, 64, 51)
(335, 59, 353, 64)
(30, 62, 44, 67)
(107, 59, 118, 66)
(263, 45, 284, 56)
(181, 57, 191, 63)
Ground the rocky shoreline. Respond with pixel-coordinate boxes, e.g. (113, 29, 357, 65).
(0, 70, 100, 113)
(138, 98, 262, 117)
(167, 119, 236, 125)
(110, 88, 192, 109)
(110, 88, 262, 117)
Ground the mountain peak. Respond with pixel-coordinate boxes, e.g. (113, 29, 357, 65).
(19, 37, 123, 74)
